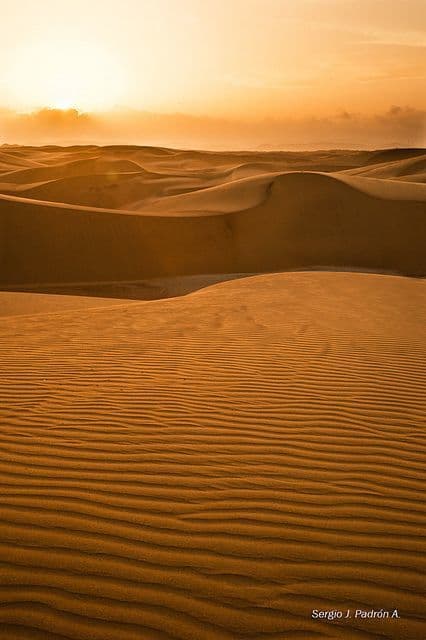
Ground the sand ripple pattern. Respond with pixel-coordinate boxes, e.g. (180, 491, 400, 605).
(0, 272, 425, 639)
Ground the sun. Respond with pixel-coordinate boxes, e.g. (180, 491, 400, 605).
(7, 39, 125, 112)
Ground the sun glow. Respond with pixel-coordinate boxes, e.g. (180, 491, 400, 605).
(6, 39, 125, 112)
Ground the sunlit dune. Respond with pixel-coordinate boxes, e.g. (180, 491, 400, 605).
(0, 269, 425, 640)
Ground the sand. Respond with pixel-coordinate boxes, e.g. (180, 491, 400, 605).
(0, 146, 425, 639)
(1, 147, 425, 289)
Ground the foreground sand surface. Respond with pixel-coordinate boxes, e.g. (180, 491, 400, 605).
(0, 272, 425, 639)
(0, 146, 425, 639)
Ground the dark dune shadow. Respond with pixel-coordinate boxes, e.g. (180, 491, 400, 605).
(1, 268, 422, 303)
(0, 273, 255, 301)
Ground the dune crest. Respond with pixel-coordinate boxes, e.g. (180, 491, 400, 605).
(0, 146, 425, 289)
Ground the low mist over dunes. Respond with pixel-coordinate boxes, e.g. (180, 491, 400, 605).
(0, 145, 425, 291)
(1, 105, 425, 149)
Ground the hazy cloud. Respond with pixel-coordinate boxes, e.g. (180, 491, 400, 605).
(0, 106, 424, 150)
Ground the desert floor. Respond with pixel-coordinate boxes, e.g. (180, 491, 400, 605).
(0, 145, 425, 639)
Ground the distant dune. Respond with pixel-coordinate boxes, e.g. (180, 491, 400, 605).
(0, 146, 425, 291)
(0, 147, 425, 640)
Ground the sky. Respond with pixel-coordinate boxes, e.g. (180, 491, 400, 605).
(0, 0, 425, 147)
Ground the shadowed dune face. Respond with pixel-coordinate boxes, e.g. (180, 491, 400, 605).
(0, 272, 424, 640)
(232, 172, 426, 276)
(0, 145, 425, 289)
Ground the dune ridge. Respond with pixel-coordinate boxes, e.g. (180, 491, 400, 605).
(1, 146, 425, 289)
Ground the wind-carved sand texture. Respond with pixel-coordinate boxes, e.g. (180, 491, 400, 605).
(0, 146, 425, 640)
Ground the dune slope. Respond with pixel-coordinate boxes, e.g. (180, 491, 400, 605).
(1, 169, 425, 286)
(1, 145, 425, 289)
(0, 272, 425, 639)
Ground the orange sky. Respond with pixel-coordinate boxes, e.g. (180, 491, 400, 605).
(1, 0, 425, 118)
(0, 0, 425, 148)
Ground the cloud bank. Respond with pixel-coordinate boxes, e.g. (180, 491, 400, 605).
(0, 105, 424, 150)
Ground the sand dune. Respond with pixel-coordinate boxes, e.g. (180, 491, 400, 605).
(365, 148, 426, 165)
(1, 146, 425, 639)
(342, 153, 426, 182)
(0, 272, 425, 639)
(0, 146, 425, 290)
(0, 291, 131, 317)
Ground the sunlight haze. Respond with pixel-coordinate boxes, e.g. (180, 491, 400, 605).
(0, 0, 425, 147)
